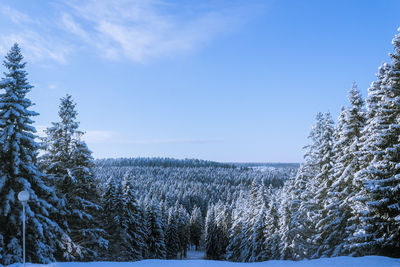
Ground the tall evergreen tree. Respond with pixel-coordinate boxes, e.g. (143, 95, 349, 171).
(189, 206, 203, 250)
(352, 30, 400, 257)
(309, 112, 335, 258)
(145, 200, 166, 259)
(317, 84, 366, 257)
(165, 209, 180, 259)
(225, 192, 247, 262)
(41, 95, 107, 260)
(0, 44, 63, 264)
(102, 179, 126, 260)
(121, 173, 145, 260)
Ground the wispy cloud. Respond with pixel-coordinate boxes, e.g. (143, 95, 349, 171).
(0, 1, 262, 63)
(83, 130, 216, 145)
(62, 0, 237, 62)
(0, 6, 33, 24)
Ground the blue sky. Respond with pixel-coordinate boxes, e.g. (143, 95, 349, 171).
(0, 0, 399, 162)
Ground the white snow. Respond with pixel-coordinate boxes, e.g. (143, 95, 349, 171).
(5, 256, 400, 267)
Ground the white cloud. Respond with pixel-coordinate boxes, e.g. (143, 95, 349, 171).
(0, 31, 73, 64)
(83, 130, 117, 143)
(0, 6, 33, 24)
(83, 129, 216, 145)
(0, 1, 259, 63)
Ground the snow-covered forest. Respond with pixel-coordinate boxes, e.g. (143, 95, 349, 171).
(1, 27, 400, 267)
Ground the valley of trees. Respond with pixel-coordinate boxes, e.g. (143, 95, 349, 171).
(1, 28, 400, 265)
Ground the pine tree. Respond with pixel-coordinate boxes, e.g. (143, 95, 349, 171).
(317, 84, 366, 257)
(0, 44, 63, 264)
(189, 206, 203, 250)
(309, 112, 335, 258)
(41, 95, 107, 260)
(102, 179, 126, 260)
(287, 113, 331, 260)
(121, 173, 145, 260)
(351, 30, 400, 257)
(165, 209, 180, 259)
(225, 193, 247, 262)
(145, 200, 166, 259)
(250, 206, 267, 262)
(264, 188, 280, 260)
(176, 205, 190, 258)
(278, 179, 296, 260)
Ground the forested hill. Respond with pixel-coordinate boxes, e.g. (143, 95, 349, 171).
(93, 158, 298, 215)
(95, 157, 236, 168)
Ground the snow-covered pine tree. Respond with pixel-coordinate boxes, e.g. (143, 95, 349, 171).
(250, 206, 267, 262)
(351, 29, 400, 257)
(347, 64, 389, 256)
(176, 205, 190, 258)
(145, 200, 166, 259)
(189, 206, 203, 250)
(248, 184, 268, 262)
(309, 112, 335, 258)
(41, 95, 107, 260)
(102, 178, 126, 260)
(317, 84, 366, 257)
(204, 206, 218, 260)
(214, 202, 231, 260)
(0, 44, 64, 264)
(165, 208, 180, 259)
(288, 164, 316, 260)
(278, 178, 296, 260)
(225, 192, 247, 262)
(287, 112, 330, 260)
(263, 186, 280, 260)
(121, 173, 145, 260)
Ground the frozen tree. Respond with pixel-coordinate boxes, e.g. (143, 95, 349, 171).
(308, 112, 335, 258)
(121, 173, 145, 260)
(225, 193, 247, 262)
(317, 84, 366, 257)
(0, 44, 63, 264)
(264, 188, 280, 260)
(175, 204, 190, 258)
(102, 179, 126, 260)
(277, 179, 296, 260)
(165, 209, 180, 259)
(250, 206, 267, 262)
(41, 95, 107, 260)
(189, 206, 203, 250)
(205, 205, 227, 260)
(145, 200, 166, 259)
(351, 30, 400, 257)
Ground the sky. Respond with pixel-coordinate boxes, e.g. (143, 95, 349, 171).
(0, 0, 399, 163)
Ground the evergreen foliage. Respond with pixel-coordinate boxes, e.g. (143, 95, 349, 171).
(0, 44, 64, 265)
(41, 95, 107, 260)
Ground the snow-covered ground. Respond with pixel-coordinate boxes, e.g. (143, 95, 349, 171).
(6, 256, 400, 267)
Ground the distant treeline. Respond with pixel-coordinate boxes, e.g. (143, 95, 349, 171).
(95, 157, 236, 169)
(234, 162, 300, 169)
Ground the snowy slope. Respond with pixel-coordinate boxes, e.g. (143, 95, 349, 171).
(6, 256, 400, 267)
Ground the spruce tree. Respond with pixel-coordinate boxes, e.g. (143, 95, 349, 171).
(352, 30, 400, 257)
(41, 95, 107, 260)
(309, 112, 335, 258)
(121, 173, 145, 260)
(145, 200, 166, 259)
(225, 193, 247, 262)
(0, 44, 63, 264)
(189, 206, 203, 250)
(318, 84, 366, 257)
(165, 209, 180, 259)
(102, 179, 126, 260)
